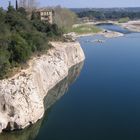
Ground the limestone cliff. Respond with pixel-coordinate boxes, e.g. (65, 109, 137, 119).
(0, 62, 84, 139)
(0, 42, 85, 133)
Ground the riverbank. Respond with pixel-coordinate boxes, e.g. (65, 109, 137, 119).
(72, 22, 124, 38)
(67, 30, 123, 39)
(0, 41, 85, 133)
(73, 20, 140, 34)
(120, 20, 140, 32)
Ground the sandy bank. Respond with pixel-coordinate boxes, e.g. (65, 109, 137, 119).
(68, 30, 123, 38)
(120, 20, 140, 32)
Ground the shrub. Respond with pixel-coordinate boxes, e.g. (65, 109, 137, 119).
(8, 34, 32, 63)
(0, 49, 10, 78)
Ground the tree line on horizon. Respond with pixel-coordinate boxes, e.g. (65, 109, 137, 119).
(75, 9, 140, 20)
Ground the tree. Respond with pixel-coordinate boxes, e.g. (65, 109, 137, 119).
(0, 49, 10, 78)
(19, 0, 37, 10)
(19, 0, 27, 8)
(9, 34, 31, 63)
(16, 0, 18, 10)
(7, 5, 15, 13)
(17, 7, 27, 16)
(53, 6, 77, 31)
(0, 8, 5, 21)
(28, 0, 37, 9)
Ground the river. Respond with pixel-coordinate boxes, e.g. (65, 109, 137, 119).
(1, 24, 140, 140)
(96, 23, 132, 34)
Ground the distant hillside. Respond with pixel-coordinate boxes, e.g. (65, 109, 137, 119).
(70, 7, 140, 21)
(71, 7, 140, 13)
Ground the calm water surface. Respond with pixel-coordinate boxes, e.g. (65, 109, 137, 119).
(1, 25, 140, 140)
(97, 23, 132, 34)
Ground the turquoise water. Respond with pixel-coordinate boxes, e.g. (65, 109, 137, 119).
(1, 25, 140, 140)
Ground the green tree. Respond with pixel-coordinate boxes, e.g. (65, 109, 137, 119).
(0, 49, 10, 78)
(9, 34, 31, 63)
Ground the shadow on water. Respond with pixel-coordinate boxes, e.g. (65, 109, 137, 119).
(96, 23, 114, 26)
(0, 61, 84, 140)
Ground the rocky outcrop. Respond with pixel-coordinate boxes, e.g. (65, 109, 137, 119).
(0, 62, 84, 140)
(100, 30, 124, 38)
(0, 42, 85, 133)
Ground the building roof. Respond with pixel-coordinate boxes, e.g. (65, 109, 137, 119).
(35, 8, 54, 12)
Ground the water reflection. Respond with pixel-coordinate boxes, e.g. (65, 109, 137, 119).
(44, 61, 84, 111)
(0, 120, 42, 140)
(0, 61, 84, 140)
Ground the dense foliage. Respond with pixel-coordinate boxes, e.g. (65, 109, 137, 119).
(76, 9, 140, 21)
(0, 6, 62, 79)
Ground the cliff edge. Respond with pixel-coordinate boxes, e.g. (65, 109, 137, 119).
(0, 41, 85, 133)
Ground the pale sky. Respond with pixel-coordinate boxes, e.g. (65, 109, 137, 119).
(0, 0, 140, 8)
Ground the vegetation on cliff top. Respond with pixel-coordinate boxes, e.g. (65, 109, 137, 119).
(0, 6, 63, 79)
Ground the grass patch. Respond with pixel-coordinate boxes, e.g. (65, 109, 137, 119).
(118, 17, 130, 23)
(72, 24, 101, 34)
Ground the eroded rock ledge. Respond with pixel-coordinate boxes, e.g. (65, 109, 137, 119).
(0, 41, 85, 133)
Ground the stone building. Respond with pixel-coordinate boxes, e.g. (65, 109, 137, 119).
(35, 8, 54, 24)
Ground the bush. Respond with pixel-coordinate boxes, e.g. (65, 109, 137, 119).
(32, 20, 63, 37)
(8, 34, 32, 63)
(29, 31, 48, 51)
(0, 49, 10, 78)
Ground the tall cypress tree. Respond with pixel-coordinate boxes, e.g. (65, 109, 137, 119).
(16, 0, 18, 10)
(8, 1, 11, 7)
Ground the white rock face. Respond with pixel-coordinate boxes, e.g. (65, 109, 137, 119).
(0, 42, 85, 133)
(0, 62, 84, 140)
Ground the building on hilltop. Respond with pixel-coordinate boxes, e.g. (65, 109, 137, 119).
(12, 1, 54, 24)
(34, 8, 54, 24)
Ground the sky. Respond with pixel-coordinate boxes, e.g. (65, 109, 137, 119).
(1, 0, 140, 9)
